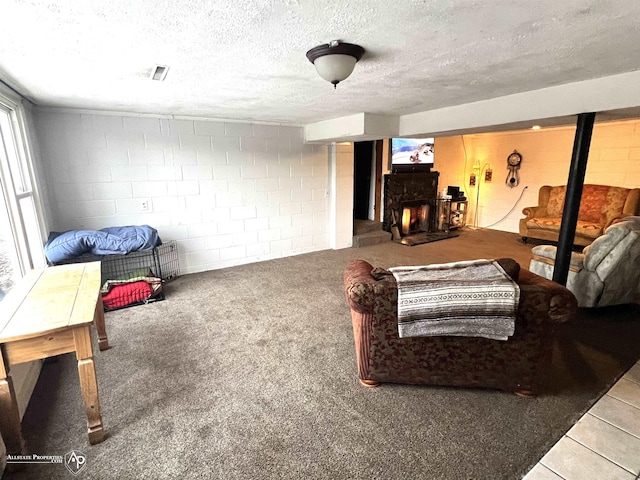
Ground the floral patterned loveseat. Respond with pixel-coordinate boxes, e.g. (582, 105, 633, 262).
(343, 259, 577, 395)
(519, 184, 640, 247)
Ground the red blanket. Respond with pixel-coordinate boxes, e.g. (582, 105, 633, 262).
(102, 281, 154, 310)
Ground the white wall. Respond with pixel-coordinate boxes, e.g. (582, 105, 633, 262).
(33, 109, 331, 274)
(435, 119, 640, 232)
(329, 143, 355, 249)
(23, 103, 54, 246)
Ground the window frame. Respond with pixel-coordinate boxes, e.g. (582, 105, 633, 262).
(0, 83, 47, 276)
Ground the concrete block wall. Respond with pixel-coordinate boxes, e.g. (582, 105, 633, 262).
(32, 110, 330, 273)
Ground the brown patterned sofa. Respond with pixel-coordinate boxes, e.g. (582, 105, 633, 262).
(519, 184, 640, 247)
(343, 259, 577, 395)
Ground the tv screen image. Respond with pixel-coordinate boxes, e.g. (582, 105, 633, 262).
(391, 138, 434, 165)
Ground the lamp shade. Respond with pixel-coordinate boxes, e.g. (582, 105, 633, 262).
(312, 54, 358, 84)
(306, 41, 365, 87)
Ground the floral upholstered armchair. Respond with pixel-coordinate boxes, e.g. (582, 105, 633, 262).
(529, 217, 640, 308)
(343, 259, 577, 395)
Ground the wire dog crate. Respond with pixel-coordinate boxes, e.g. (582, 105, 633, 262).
(98, 240, 179, 310)
(54, 240, 180, 311)
(100, 240, 179, 284)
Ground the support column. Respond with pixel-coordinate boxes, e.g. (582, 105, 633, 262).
(552, 112, 595, 285)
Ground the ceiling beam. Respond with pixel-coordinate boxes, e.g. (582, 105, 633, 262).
(304, 113, 398, 143)
(399, 70, 640, 138)
(303, 70, 640, 143)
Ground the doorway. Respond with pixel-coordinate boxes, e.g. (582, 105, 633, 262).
(353, 140, 384, 226)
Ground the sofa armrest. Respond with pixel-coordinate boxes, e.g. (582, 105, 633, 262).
(623, 188, 640, 216)
(522, 186, 553, 219)
(344, 260, 396, 315)
(518, 269, 578, 324)
(604, 213, 627, 229)
(522, 205, 548, 218)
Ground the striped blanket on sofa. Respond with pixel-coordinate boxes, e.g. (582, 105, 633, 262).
(389, 259, 520, 341)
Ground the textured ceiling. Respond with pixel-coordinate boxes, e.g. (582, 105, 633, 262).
(1, 0, 640, 128)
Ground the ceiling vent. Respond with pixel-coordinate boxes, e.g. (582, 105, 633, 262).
(150, 65, 169, 81)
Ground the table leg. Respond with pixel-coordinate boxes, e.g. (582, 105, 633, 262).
(94, 296, 109, 351)
(0, 352, 26, 455)
(72, 326, 105, 445)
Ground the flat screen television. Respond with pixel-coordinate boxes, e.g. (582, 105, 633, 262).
(390, 137, 434, 173)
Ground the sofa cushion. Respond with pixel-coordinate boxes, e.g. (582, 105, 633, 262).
(531, 245, 584, 271)
(578, 185, 611, 223)
(575, 221, 605, 239)
(546, 187, 566, 217)
(525, 217, 603, 239)
(581, 185, 629, 224)
(525, 217, 562, 230)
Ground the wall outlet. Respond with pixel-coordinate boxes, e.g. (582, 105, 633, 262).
(141, 200, 150, 212)
(485, 169, 493, 182)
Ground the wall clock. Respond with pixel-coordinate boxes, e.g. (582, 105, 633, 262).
(506, 150, 522, 187)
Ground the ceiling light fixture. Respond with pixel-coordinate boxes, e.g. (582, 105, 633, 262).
(306, 40, 365, 89)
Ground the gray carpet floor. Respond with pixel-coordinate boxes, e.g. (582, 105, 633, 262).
(6, 229, 640, 479)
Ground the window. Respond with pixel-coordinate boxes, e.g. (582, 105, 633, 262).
(0, 181, 19, 300)
(0, 85, 46, 300)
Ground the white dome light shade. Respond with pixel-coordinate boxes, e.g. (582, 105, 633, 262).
(306, 41, 365, 88)
(312, 54, 358, 84)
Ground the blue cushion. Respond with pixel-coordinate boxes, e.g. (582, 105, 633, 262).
(44, 225, 161, 263)
(95, 225, 161, 255)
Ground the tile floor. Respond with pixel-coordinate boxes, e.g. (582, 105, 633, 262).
(523, 361, 640, 480)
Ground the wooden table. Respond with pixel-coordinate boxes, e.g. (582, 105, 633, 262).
(0, 262, 108, 455)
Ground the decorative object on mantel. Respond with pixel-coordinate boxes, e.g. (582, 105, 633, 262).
(306, 40, 365, 88)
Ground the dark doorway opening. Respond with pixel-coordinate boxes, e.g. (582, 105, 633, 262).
(353, 141, 374, 221)
(353, 140, 384, 227)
